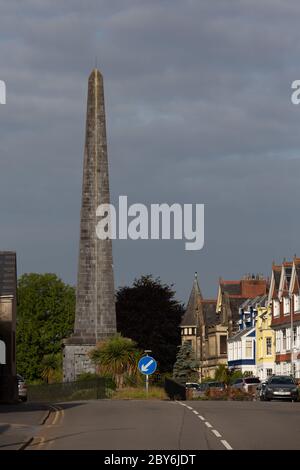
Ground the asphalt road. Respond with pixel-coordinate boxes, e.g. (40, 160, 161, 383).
(21, 399, 300, 451)
(0, 402, 49, 450)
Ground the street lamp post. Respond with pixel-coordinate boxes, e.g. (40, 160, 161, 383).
(289, 292, 295, 378)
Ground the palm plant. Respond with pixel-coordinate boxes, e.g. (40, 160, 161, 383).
(40, 353, 62, 384)
(89, 334, 140, 388)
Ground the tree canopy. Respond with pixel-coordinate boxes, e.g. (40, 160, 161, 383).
(90, 334, 139, 387)
(173, 341, 199, 384)
(116, 275, 184, 372)
(16, 273, 75, 382)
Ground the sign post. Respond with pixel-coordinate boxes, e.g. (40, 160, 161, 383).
(138, 353, 157, 397)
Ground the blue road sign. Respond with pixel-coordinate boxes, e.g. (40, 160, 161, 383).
(138, 356, 157, 375)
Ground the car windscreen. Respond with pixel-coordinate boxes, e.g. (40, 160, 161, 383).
(269, 377, 294, 385)
(244, 378, 260, 384)
(208, 382, 223, 387)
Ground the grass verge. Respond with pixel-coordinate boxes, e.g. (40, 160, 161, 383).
(111, 386, 168, 400)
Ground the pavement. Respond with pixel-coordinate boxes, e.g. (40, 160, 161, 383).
(0, 402, 50, 450)
(5, 399, 297, 451)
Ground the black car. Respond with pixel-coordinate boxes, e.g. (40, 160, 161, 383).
(259, 375, 298, 402)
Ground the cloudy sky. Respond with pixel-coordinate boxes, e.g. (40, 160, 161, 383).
(1, 0, 300, 303)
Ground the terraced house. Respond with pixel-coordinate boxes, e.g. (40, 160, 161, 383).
(181, 272, 268, 380)
(255, 294, 275, 381)
(271, 258, 300, 378)
(216, 275, 267, 337)
(227, 295, 268, 376)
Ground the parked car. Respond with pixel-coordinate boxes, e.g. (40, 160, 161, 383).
(231, 377, 261, 394)
(185, 382, 200, 390)
(17, 374, 27, 402)
(200, 381, 226, 392)
(258, 375, 298, 402)
(196, 381, 226, 397)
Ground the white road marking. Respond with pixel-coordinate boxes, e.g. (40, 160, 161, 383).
(176, 401, 233, 450)
(221, 439, 233, 450)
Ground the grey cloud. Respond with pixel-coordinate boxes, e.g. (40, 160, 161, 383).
(1, 0, 300, 302)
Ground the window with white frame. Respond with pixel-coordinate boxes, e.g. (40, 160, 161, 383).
(283, 297, 290, 315)
(275, 331, 280, 353)
(297, 326, 300, 349)
(228, 343, 233, 361)
(282, 329, 286, 351)
(273, 300, 280, 317)
(233, 342, 237, 360)
(266, 368, 273, 377)
(245, 339, 253, 359)
(238, 341, 242, 360)
(294, 294, 300, 312)
(266, 337, 272, 356)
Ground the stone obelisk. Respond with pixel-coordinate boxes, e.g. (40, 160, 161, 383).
(63, 69, 116, 382)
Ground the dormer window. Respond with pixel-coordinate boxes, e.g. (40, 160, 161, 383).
(294, 294, 300, 312)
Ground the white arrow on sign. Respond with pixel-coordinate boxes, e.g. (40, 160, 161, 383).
(141, 359, 154, 372)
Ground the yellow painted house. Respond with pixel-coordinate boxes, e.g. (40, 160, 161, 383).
(255, 302, 275, 381)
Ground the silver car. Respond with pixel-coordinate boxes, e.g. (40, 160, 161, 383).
(231, 377, 261, 394)
(17, 374, 27, 402)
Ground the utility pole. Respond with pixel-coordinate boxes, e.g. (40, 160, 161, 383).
(289, 291, 295, 377)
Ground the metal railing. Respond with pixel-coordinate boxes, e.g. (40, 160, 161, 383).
(27, 378, 113, 403)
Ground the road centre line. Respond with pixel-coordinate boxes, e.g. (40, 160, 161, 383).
(176, 401, 233, 450)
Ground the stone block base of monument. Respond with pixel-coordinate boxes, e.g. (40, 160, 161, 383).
(63, 342, 97, 382)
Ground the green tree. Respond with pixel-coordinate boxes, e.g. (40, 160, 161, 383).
(116, 275, 184, 372)
(173, 341, 199, 384)
(16, 273, 75, 382)
(89, 334, 139, 388)
(214, 364, 230, 384)
(214, 365, 244, 385)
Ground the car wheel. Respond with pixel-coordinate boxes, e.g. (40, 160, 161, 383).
(20, 396, 27, 402)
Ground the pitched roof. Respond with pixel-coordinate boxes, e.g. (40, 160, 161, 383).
(0, 252, 17, 297)
(219, 281, 241, 296)
(293, 258, 300, 291)
(227, 327, 254, 342)
(273, 267, 281, 290)
(240, 294, 268, 310)
(181, 273, 202, 326)
(202, 300, 218, 326)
